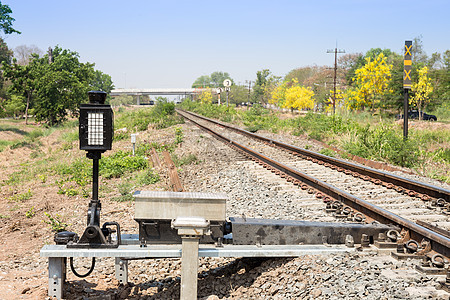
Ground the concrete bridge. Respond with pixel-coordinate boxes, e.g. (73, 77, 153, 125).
(111, 88, 210, 104)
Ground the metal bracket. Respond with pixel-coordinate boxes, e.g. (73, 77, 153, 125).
(48, 257, 66, 299)
(115, 257, 128, 284)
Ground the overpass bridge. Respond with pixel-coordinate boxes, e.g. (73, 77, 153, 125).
(111, 88, 210, 104)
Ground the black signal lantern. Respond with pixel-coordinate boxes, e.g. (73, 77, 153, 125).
(79, 91, 113, 152)
(66, 91, 120, 249)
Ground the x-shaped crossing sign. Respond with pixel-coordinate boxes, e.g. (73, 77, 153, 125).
(403, 41, 412, 89)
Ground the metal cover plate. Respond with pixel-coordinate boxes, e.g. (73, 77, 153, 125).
(134, 191, 227, 221)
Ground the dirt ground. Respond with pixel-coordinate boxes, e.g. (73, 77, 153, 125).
(395, 119, 450, 131)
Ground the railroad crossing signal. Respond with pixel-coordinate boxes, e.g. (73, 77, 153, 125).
(403, 41, 412, 89)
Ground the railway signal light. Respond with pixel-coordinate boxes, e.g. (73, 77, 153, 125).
(79, 91, 113, 152)
(66, 91, 120, 248)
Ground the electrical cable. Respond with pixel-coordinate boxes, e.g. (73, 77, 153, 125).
(69, 257, 96, 278)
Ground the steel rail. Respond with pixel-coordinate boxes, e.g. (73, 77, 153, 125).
(179, 109, 450, 202)
(177, 109, 450, 257)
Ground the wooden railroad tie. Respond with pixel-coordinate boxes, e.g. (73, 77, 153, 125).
(162, 150, 184, 192)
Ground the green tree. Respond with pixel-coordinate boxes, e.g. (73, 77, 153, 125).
(0, 37, 12, 63)
(285, 66, 323, 86)
(4, 94, 24, 118)
(2, 57, 40, 123)
(210, 71, 232, 88)
(32, 46, 94, 125)
(339, 53, 365, 87)
(365, 48, 394, 60)
(192, 75, 211, 88)
(428, 50, 450, 110)
(110, 95, 133, 106)
(90, 70, 114, 93)
(192, 72, 233, 88)
(252, 69, 280, 104)
(90, 69, 114, 103)
(411, 35, 428, 65)
(230, 84, 249, 105)
(428, 52, 442, 69)
(385, 54, 404, 110)
(0, 1, 20, 35)
(0, 36, 13, 90)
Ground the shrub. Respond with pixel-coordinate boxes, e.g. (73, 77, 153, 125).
(172, 153, 198, 167)
(433, 148, 450, 164)
(117, 181, 134, 196)
(136, 169, 160, 185)
(28, 129, 45, 140)
(175, 127, 184, 144)
(56, 180, 79, 196)
(25, 206, 35, 218)
(100, 150, 148, 178)
(114, 100, 183, 133)
(43, 212, 69, 232)
(343, 123, 420, 168)
(61, 129, 78, 142)
(319, 148, 336, 157)
(8, 189, 33, 202)
(54, 159, 91, 186)
(113, 131, 128, 141)
(113, 181, 134, 202)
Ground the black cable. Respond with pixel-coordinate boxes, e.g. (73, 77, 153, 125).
(69, 257, 96, 278)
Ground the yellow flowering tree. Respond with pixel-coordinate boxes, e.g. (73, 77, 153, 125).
(199, 90, 212, 104)
(411, 66, 433, 120)
(344, 53, 392, 111)
(284, 79, 315, 111)
(327, 88, 344, 112)
(270, 81, 288, 107)
(270, 79, 315, 111)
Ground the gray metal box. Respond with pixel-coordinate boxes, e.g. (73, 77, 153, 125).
(134, 191, 227, 221)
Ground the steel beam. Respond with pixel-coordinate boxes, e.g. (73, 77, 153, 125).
(230, 217, 394, 245)
(41, 243, 354, 259)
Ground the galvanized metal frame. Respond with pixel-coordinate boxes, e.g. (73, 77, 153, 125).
(41, 242, 354, 299)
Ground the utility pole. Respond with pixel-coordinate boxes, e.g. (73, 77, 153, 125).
(245, 80, 253, 107)
(48, 47, 53, 64)
(327, 45, 345, 115)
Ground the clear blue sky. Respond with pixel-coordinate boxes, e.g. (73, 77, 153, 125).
(4, 0, 450, 89)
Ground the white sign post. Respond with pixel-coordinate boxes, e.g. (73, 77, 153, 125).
(131, 134, 137, 156)
(223, 79, 231, 107)
(216, 88, 221, 105)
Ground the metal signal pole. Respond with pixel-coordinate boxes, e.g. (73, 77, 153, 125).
(403, 40, 412, 140)
(327, 46, 345, 115)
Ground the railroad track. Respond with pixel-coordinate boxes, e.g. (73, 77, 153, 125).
(177, 109, 450, 258)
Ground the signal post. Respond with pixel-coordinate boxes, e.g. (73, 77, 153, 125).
(403, 40, 412, 139)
